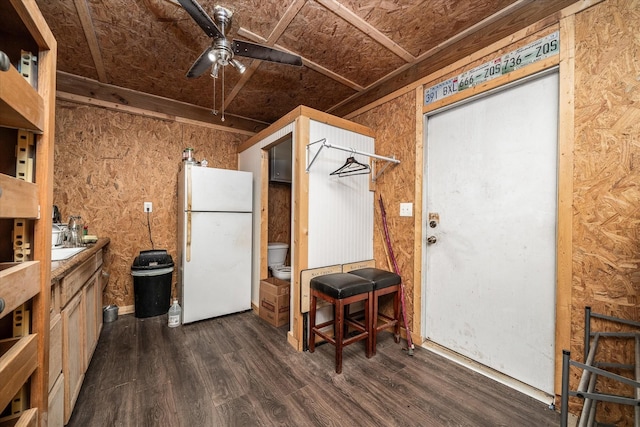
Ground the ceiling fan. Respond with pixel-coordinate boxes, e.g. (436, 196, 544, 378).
(177, 0, 303, 79)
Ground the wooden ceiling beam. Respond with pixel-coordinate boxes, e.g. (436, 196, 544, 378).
(73, 0, 108, 83)
(329, 0, 578, 117)
(316, 0, 415, 63)
(56, 71, 267, 134)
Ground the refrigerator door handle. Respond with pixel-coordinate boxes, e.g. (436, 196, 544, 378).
(187, 165, 193, 211)
(186, 165, 192, 262)
(187, 211, 192, 262)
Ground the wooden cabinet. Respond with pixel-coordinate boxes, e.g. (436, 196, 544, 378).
(58, 250, 104, 424)
(0, 1, 56, 425)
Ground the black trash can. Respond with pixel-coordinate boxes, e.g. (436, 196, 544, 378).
(131, 249, 174, 318)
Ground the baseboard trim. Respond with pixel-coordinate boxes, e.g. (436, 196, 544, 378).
(118, 304, 135, 315)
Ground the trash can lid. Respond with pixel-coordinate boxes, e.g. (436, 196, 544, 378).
(131, 249, 174, 271)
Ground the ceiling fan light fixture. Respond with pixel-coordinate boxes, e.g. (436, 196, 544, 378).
(230, 58, 246, 74)
(210, 62, 220, 78)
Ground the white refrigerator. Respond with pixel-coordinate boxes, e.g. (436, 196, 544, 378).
(177, 164, 253, 324)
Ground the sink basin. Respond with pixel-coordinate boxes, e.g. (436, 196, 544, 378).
(52, 247, 86, 261)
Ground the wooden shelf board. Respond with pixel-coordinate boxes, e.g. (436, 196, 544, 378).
(0, 261, 41, 321)
(0, 65, 44, 132)
(0, 173, 39, 219)
(0, 335, 38, 411)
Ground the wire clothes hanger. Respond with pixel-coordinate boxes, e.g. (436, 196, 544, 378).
(306, 138, 400, 182)
(330, 150, 371, 177)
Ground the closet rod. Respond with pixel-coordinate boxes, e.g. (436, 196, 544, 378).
(306, 138, 400, 173)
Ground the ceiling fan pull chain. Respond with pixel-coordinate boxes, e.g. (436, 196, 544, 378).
(212, 71, 217, 116)
(221, 64, 225, 122)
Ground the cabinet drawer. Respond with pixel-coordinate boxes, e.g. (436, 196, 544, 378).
(60, 253, 100, 307)
(0, 334, 38, 412)
(0, 262, 40, 320)
(49, 313, 62, 392)
(50, 280, 61, 317)
(96, 249, 103, 267)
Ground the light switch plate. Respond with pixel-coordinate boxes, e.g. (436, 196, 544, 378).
(400, 202, 413, 217)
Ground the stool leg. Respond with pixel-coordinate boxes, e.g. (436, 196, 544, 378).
(309, 292, 317, 353)
(343, 304, 350, 338)
(371, 291, 378, 356)
(366, 292, 372, 358)
(335, 299, 344, 374)
(393, 285, 401, 343)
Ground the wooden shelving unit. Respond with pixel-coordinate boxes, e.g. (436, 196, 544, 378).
(0, 0, 56, 425)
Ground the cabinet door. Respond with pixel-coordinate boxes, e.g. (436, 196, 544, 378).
(83, 271, 99, 369)
(95, 269, 104, 336)
(49, 313, 62, 392)
(62, 292, 84, 424)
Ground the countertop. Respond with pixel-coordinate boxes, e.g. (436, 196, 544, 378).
(51, 237, 110, 282)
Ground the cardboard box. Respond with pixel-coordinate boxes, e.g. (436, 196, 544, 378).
(261, 277, 290, 296)
(259, 278, 290, 327)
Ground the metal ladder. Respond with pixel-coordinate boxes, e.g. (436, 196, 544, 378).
(561, 307, 640, 427)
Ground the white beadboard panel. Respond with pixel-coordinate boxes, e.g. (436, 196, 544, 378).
(307, 120, 374, 268)
(257, 122, 296, 149)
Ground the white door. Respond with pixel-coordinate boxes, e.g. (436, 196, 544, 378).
(423, 71, 558, 394)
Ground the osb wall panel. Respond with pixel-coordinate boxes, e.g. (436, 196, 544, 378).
(351, 92, 416, 326)
(572, 0, 640, 424)
(268, 183, 292, 247)
(53, 101, 249, 308)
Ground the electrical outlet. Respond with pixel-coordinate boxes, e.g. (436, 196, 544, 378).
(144, 202, 152, 213)
(399, 202, 413, 217)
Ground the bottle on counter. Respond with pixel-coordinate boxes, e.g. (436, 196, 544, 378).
(168, 299, 181, 328)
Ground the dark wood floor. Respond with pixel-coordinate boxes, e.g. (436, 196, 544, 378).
(68, 311, 560, 426)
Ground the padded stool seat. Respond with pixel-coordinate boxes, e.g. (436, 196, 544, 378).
(349, 268, 401, 355)
(309, 272, 374, 373)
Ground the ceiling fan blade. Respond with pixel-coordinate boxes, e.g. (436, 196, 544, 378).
(232, 40, 302, 66)
(177, 0, 224, 39)
(186, 46, 214, 78)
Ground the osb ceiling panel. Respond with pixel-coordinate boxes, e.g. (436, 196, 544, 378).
(281, 0, 407, 87)
(34, 0, 576, 131)
(338, 0, 518, 57)
(229, 62, 357, 123)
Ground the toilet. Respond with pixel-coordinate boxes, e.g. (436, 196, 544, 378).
(268, 242, 291, 281)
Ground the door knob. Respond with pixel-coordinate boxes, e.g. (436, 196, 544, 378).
(427, 236, 437, 244)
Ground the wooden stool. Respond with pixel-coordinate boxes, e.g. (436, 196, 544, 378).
(309, 272, 374, 373)
(349, 268, 401, 355)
